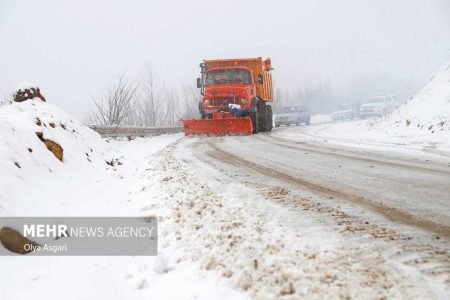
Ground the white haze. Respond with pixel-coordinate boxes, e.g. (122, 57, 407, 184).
(0, 0, 449, 118)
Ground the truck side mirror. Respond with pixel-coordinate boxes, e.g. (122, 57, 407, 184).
(257, 74, 264, 84)
(196, 78, 201, 88)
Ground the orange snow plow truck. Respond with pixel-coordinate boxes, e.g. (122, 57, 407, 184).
(182, 57, 274, 136)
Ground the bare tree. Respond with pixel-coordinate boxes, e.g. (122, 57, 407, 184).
(87, 63, 204, 127)
(162, 89, 180, 126)
(138, 63, 166, 127)
(181, 84, 201, 119)
(88, 73, 138, 126)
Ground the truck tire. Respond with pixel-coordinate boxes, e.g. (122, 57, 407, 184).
(258, 113, 267, 132)
(251, 111, 259, 134)
(256, 100, 267, 133)
(249, 98, 259, 134)
(259, 115, 267, 132)
(257, 102, 273, 133)
(257, 104, 264, 132)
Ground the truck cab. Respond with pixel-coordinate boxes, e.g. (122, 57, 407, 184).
(196, 57, 274, 133)
(200, 67, 256, 115)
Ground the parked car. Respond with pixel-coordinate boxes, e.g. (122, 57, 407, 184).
(331, 103, 358, 121)
(360, 95, 400, 119)
(274, 106, 311, 127)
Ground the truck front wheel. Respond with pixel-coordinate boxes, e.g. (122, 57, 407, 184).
(257, 101, 272, 132)
(250, 111, 259, 134)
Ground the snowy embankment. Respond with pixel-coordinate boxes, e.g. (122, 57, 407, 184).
(0, 88, 245, 300)
(0, 97, 122, 216)
(280, 59, 450, 156)
(375, 60, 450, 139)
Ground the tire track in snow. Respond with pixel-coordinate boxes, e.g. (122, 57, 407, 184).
(205, 140, 450, 239)
(143, 139, 445, 299)
(274, 124, 450, 159)
(199, 139, 450, 295)
(257, 134, 450, 176)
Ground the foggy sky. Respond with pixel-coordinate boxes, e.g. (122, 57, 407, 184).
(1, 0, 449, 118)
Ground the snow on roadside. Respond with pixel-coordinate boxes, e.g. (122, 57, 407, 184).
(0, 99, 122, 216)
(129, 136, 447, 299)
(374, 59, 450, 137)
(276, 59, 450, 155)
(354, 58, 450, 149)
(0, 95, 183, 218)
(0, 96, 245, 299)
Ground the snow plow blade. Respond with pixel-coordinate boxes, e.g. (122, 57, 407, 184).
(182, 112, 253, 136)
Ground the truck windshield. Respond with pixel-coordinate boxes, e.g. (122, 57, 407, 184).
(205, 69, 252, 85)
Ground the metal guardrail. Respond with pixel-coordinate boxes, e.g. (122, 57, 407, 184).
(87, 125, 184, 138)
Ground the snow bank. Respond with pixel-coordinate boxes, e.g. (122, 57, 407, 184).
(291, 59, 450, 152)
(0, 96, 120, 216)
(0, 93, 241, 300)
(371, 59, 450, 139)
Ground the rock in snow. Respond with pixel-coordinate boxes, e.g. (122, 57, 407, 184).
(13, 84, 46, 103)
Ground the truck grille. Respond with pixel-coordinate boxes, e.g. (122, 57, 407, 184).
(212, 98, 235, 106)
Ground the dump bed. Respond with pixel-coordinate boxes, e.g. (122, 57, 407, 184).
(204, 57, 273, 102)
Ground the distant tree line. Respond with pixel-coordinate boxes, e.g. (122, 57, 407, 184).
(88, 65, 421, 126)
(87, 62, 199, 126)
(273, 72, 420, 115)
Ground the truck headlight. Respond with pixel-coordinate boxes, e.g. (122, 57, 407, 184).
(240, 98, 247, 105)
(203, 100, 210, 106)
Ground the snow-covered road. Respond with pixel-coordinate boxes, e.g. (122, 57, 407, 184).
(2, 121, 449, 299)
(207, 129, 450, 234)
(159, 126, 450, 298)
